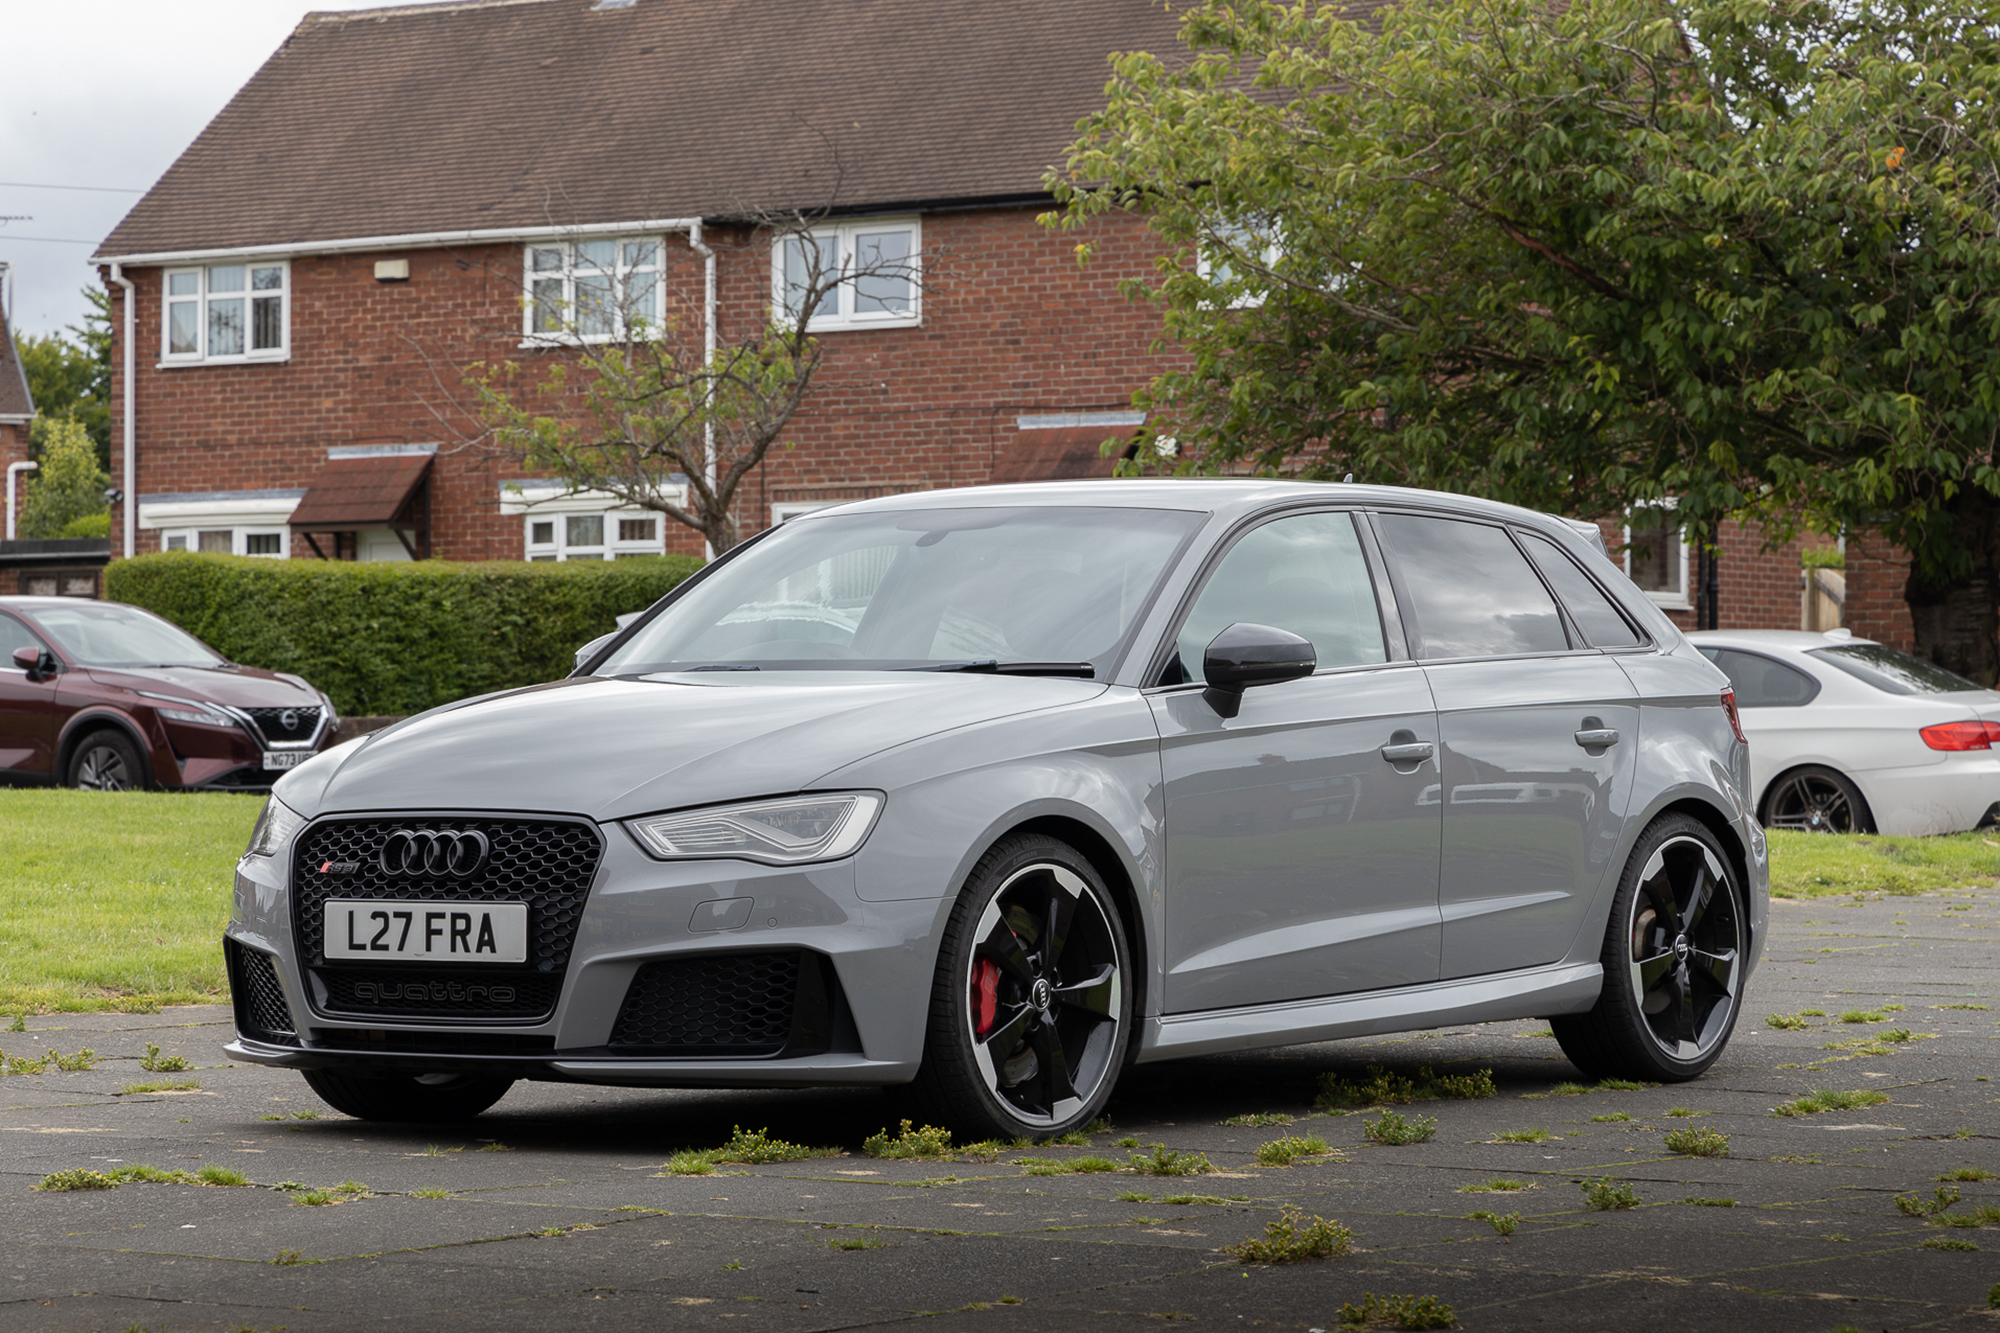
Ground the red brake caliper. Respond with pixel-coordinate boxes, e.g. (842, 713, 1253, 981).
(971, 957, 999, 1036)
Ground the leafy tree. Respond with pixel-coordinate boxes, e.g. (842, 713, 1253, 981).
(15, 288, 113, 470)
(469, 224, 915, 555)
(1048, 0, 2000, 680)
(19, 416, 110, 541)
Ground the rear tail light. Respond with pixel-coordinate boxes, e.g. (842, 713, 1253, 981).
(1919, 720, 2000, 751)
(1720, 688, 1747, 744)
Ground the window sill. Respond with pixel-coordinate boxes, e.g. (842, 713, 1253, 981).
(517, 333, 658, 350)
(791, 314, 922, 334)
(156, 354, 291, 370)
(1644, 593, 1692, 610)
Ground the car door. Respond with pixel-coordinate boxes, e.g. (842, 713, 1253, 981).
(1372, 513, 1642, 980)
(0, 612, 60, 776)
(1149, 509, 1442, 1014)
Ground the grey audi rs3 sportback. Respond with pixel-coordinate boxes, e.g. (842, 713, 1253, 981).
(225, 481, 1767, 1137)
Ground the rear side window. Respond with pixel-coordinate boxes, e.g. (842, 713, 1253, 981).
(1808, 643, 1982, 695)
(1518, 531, 1644, 648)
(1172, 510, 1387, 684)
(1698, 647, 1820, 707)
(1376, 514, 1568, 659)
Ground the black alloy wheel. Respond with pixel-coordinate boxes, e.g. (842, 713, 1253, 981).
(1762, 765, 1872, 833)
(68, 730, 145, 791)
(1553, 814, 1746, 1082)
(908, 834, 1130, 1140)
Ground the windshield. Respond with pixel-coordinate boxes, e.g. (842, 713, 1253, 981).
(31, 603, 225, 669)
(1808, 643, 1983, 695)
(597, 505, 1205, 675)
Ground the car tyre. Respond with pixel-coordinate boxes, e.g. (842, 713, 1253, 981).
(301, 1069, 515, 1123)
(67, 729, 148, 791)
(1551, 813, 1746, 1083)
(905, 833, 1132, 1142)
(1760, 764, 1873, 833)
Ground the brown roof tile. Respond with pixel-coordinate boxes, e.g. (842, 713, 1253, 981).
(288, 454, 432, 527)
(98, 0, 1184, 258)
(990, 425, 1138, 484)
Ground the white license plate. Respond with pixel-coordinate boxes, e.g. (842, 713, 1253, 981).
(262, 750, 306, 771)
(322, 901, 528, 963)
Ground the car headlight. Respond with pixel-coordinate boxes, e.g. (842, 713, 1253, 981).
(245, 797, 306, 859)
(625, 793, 883, 866)
(139, 692, 232, 727)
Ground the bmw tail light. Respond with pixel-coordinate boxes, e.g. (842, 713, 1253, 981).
(1919, 720, 2000, 751)
(1720, 688, 1747, 744)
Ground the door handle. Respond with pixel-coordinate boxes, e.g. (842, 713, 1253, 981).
(1574, 728, 1620, 748)
(1379, 741, 1435, 764)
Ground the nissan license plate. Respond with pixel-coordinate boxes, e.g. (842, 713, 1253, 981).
(323, 901, 529, 963)
(262, 750, 306, 771)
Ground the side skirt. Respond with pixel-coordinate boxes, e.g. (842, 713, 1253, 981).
(1136, 961, 1604, 1064)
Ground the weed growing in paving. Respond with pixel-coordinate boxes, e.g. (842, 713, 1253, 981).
(1316, 1064, 1494, 1110)
(1595, 1077, 1654, 1091)
(199, 1167, 249, 1187)
(1225, 1208, 1355, 1262)
(1772, 1088, 1891, 1117)
(1919, 1237, 1979, 1251)
(1494, 1128, 1554, 1143)
(1163, 1194, 1230, 1206)
(1580, 1177, 1640, 1210)
(1127, 1145, 1212, 1176)
(1896, 1186, 1961, 1217)
(1255, 1133, 1335, 1166)
(1840, 1010, 1886, 1024)
(411, 1187, 452, 1199)
(36, 1168, 115, 1191)
(712, 1126, 835, 1165)
(1591, 1112, 1632, 1123)
(1336, 1291, 1456, 1330)
(1363, 1110, 1437, 1145)
(1939, 1003, 1990, 1010)
(661, 1150, 718, 1176)
(1928, 1207, 2000, 1229)
(1116, 1191, 1151, 1203)
(291, 1190, 336, 1206)
(477, 1142, 511, 1152)
(1682, 1197, 1736, 1206)
(121, 1079, 200, 1095)
(1664, 1127, 1730, 1157)
(1047, 1129, 1092, 1146)
(272, 1250, 305, 1266)
(1071, 1156, 1119, 1173)
(1665, 1106, 1699, 1118)
(1114, 1136, 1140, 1149)
(1941, 1169, 1997, 1182)
(828, 1237, 888, 1250)
(1766, 1013, 1811, 1030)
(1459, 1178, 1527, 1194)
(1989, 1281, 2000, 1308)
(1013, 1157, 1067, 1176)
(1222, 1112, 1294, 1128)
(1468, 1210, 1520, 1237)
(864, 1120, 953, 1160)
(1544, 1082, 1591, 1096)
(2, 1047, 96, 1075)
(37, 1164, 248, 1191)
(5, 1014, 21, 1032)
(139, 1042, 190, 1073)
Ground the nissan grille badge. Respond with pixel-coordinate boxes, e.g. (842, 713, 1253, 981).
(378, 829, 490, 879)
(279, 708, 300, 732)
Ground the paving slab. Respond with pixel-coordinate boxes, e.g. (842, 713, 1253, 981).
(1, 881, 1996, 1331)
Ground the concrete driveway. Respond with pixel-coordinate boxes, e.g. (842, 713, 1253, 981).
(2, 883, 1995, 1332)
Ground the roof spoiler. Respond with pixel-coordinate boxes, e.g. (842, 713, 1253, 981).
(1560, 517, 1610, 558)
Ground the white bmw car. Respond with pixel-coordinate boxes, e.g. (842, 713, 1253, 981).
(1688, 629, 2000, 835)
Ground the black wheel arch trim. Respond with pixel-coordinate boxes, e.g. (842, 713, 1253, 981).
(56, 708, 159, 785)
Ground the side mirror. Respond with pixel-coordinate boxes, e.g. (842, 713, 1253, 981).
(1202, 622, 1315, 718)
(12, 645, 57, 681)
(572, 631, 616, 674)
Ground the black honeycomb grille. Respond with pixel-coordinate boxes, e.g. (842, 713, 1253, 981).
(243, 706, 322, 743)
(610, 952, 803, 1054)
(293, 816, 602, 1021)
(230, 941, 296, 1044)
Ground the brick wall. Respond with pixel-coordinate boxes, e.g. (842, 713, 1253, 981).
(1592, 514, 1840, 633)
(1842, 527, 1916, 650)
(103, 206, 1180, 562)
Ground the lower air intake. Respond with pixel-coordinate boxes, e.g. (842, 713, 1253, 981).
(229, 941, 297, 1046)
(608, 951, 837, 1056)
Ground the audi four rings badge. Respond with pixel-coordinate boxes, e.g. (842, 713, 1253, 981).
(378, 829, 490, 878)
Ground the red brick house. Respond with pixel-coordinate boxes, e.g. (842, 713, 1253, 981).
(90, 0, 1186, 566)
(88, 0, 1852, 639)
(0, 300, 33, 523)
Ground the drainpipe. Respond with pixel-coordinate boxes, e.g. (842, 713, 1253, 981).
(685, 221, 717, 560)
(6, 461, 36, 541)
(111, 264, 137, 559)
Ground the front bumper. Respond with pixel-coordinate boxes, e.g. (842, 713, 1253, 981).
(226, 819, 947, 1084)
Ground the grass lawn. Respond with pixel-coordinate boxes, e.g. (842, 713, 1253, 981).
(0, 790, 1993, 1013)
(0, 788, 259, 1014)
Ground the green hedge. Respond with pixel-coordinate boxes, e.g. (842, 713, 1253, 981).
(105, 553, 703, 717)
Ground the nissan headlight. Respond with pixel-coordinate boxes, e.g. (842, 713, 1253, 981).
(245, 797, 306, 859)
(625, 793, 883, 866)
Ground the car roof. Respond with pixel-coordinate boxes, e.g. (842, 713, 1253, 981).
(800, 479, 1602, 542)
(1685, 630, 1880, 653)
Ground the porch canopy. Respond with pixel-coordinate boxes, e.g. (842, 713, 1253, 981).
(288, 454, 432, 560)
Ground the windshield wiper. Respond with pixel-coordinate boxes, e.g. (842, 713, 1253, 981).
(911, 660, 1096, 679)
(682, 664, 761, 672)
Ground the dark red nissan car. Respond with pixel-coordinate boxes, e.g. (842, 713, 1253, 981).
(0, 597, 337, 791)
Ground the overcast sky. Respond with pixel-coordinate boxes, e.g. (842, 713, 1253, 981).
(0, 0, 389, 341)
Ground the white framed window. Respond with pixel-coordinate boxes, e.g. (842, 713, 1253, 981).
(161, 261, 289, 364)
(159, 527, 289, 558)
(523, 509, 668, 561)
(1197, 219, 1283, 309)
(1623, 503, 1689, 609)
(523, 237, 663, 342)
(773, 217, 921, 331)
(771, 500, 841, 525)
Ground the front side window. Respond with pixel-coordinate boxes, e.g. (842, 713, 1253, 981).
(162, 262, 288, 362)
(525, 237, 663, 341)
(1170, 510, 1386, 684)
(0, 613, 50, 665)
(774, 218, 920, 330)
(1377, 514, 1570, 660)
(524, 509, 666, 561)
(1808, 642, 1982, 695)
(598, 505, 1202, 675)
